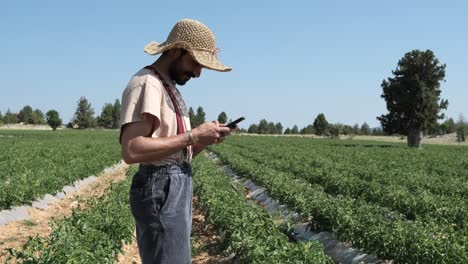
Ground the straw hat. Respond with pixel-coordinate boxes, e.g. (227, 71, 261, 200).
(144, 19, 231, 72)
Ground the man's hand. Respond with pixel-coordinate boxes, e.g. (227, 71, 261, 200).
(192, 121, 231, 145)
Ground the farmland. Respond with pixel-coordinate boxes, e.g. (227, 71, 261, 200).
(0, 130, 121, 210)
(210, 136, 468, 263)
(1, 130, 467, 263)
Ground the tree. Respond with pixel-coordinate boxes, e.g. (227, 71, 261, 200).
(372, 127, 385, 136)
(112, 99, 121, 129)
(284, 127, 291, 134)
(427, 122, 443, 136)
(301, 125, 315, 134)
(377, 50, 447, 148)
(257, 119, 269, 134)
(360, 122, 371, 135)
(0, 111, 3, 125)
(46, 110, 62, 130)
(191, 106, 206, 128)
(74, 96, 96, 129)
(196, 107, 206, 124)
(330, 123, 343, 138)
(188, 107, 196, 128)
(98, 103, 114, 128)
(32, 109, 46, 125)
(18, 105, 34, 124)
(268, 122, 277, 134)
(456, 114, 465, 143)
(275, 122, 283, 135)
(217, 111, 228, 124)
(353, 123, 360, 135)
(342, 125, 354, 135)
(3, 109, 17, 124)
(291, 125, 299, 134)
(313, 113, 329, 136)
(248, 124, 259, 134)
(441, 118, 456, 134)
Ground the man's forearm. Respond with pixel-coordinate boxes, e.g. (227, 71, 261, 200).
(124, 133, 190, 164)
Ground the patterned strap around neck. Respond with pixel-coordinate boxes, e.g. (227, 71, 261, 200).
(144, 65, 185, 135)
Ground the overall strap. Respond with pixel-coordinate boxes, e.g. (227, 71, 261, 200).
(144, 65, 185, 134)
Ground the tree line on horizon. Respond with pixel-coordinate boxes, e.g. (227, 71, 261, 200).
(0, 98, 465, 142)
(0, 97, 121, 131)
(246, 114, 383, 137)
(1, 50, 466, 143)
(244, 113, 465, 139)
(0, 99, 216, 132)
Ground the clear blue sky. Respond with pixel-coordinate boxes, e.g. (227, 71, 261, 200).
(1, 0, 466, 129)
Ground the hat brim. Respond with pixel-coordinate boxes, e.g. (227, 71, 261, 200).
(144, 41, 231, 72)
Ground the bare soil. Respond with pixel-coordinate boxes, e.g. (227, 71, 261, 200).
(240, 132, 467, 146)
(0, 163, 129, 262)
(349, 133, 467, 146)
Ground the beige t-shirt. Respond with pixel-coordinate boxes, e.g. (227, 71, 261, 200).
(120, 67, 192, 166)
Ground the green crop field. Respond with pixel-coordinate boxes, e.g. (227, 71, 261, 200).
(2, 131, 467, 263)
(210, 135, 468, 263)
(0, 130, 121, 210)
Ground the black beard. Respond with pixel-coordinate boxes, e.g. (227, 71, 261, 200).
(169, 55, 190, 85)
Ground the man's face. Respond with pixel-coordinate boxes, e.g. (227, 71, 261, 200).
(169, 50, 203, 85)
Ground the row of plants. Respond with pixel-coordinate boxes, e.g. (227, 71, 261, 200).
(193, 155, 333, 263)
(222, 141, 467, 227)
(7, 165, 137, 263)
(6, 154, 331, 264)
(210, 140, 467, 263)
(226, 136, 467, 199)
(0, 130, 121, 210)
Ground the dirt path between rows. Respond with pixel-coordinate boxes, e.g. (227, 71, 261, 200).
(0, 162, 129, 263)
(116, 196, 232, 264)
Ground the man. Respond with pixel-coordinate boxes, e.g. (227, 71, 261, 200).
(119, 19, 232, 264)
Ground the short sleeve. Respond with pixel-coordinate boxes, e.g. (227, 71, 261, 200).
(119, 77, 163, 142)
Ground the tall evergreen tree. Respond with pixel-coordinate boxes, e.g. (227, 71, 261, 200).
(258, 119, 269, 134)
(360, 122, 371, 135)
(248, 124, 259, 134)
(275, 122, 283, 134)
(74, 96, 96, 129)
(0, 111, 3, 124)
(112, 99, 121, 129)
(188, 107, 196, 128)
(313, 113, 329, 136)
(217, 111, 228, 124)
(192, 106, 206, 128)
(353, 123, 360, 135)
(377, 50, 448, 148)
(291, 125, 299, 134)
(98, 103, 114, 128)
(267, 122, 277, 134)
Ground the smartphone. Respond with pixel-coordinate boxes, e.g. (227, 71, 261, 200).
(226, 117, 245, 129)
